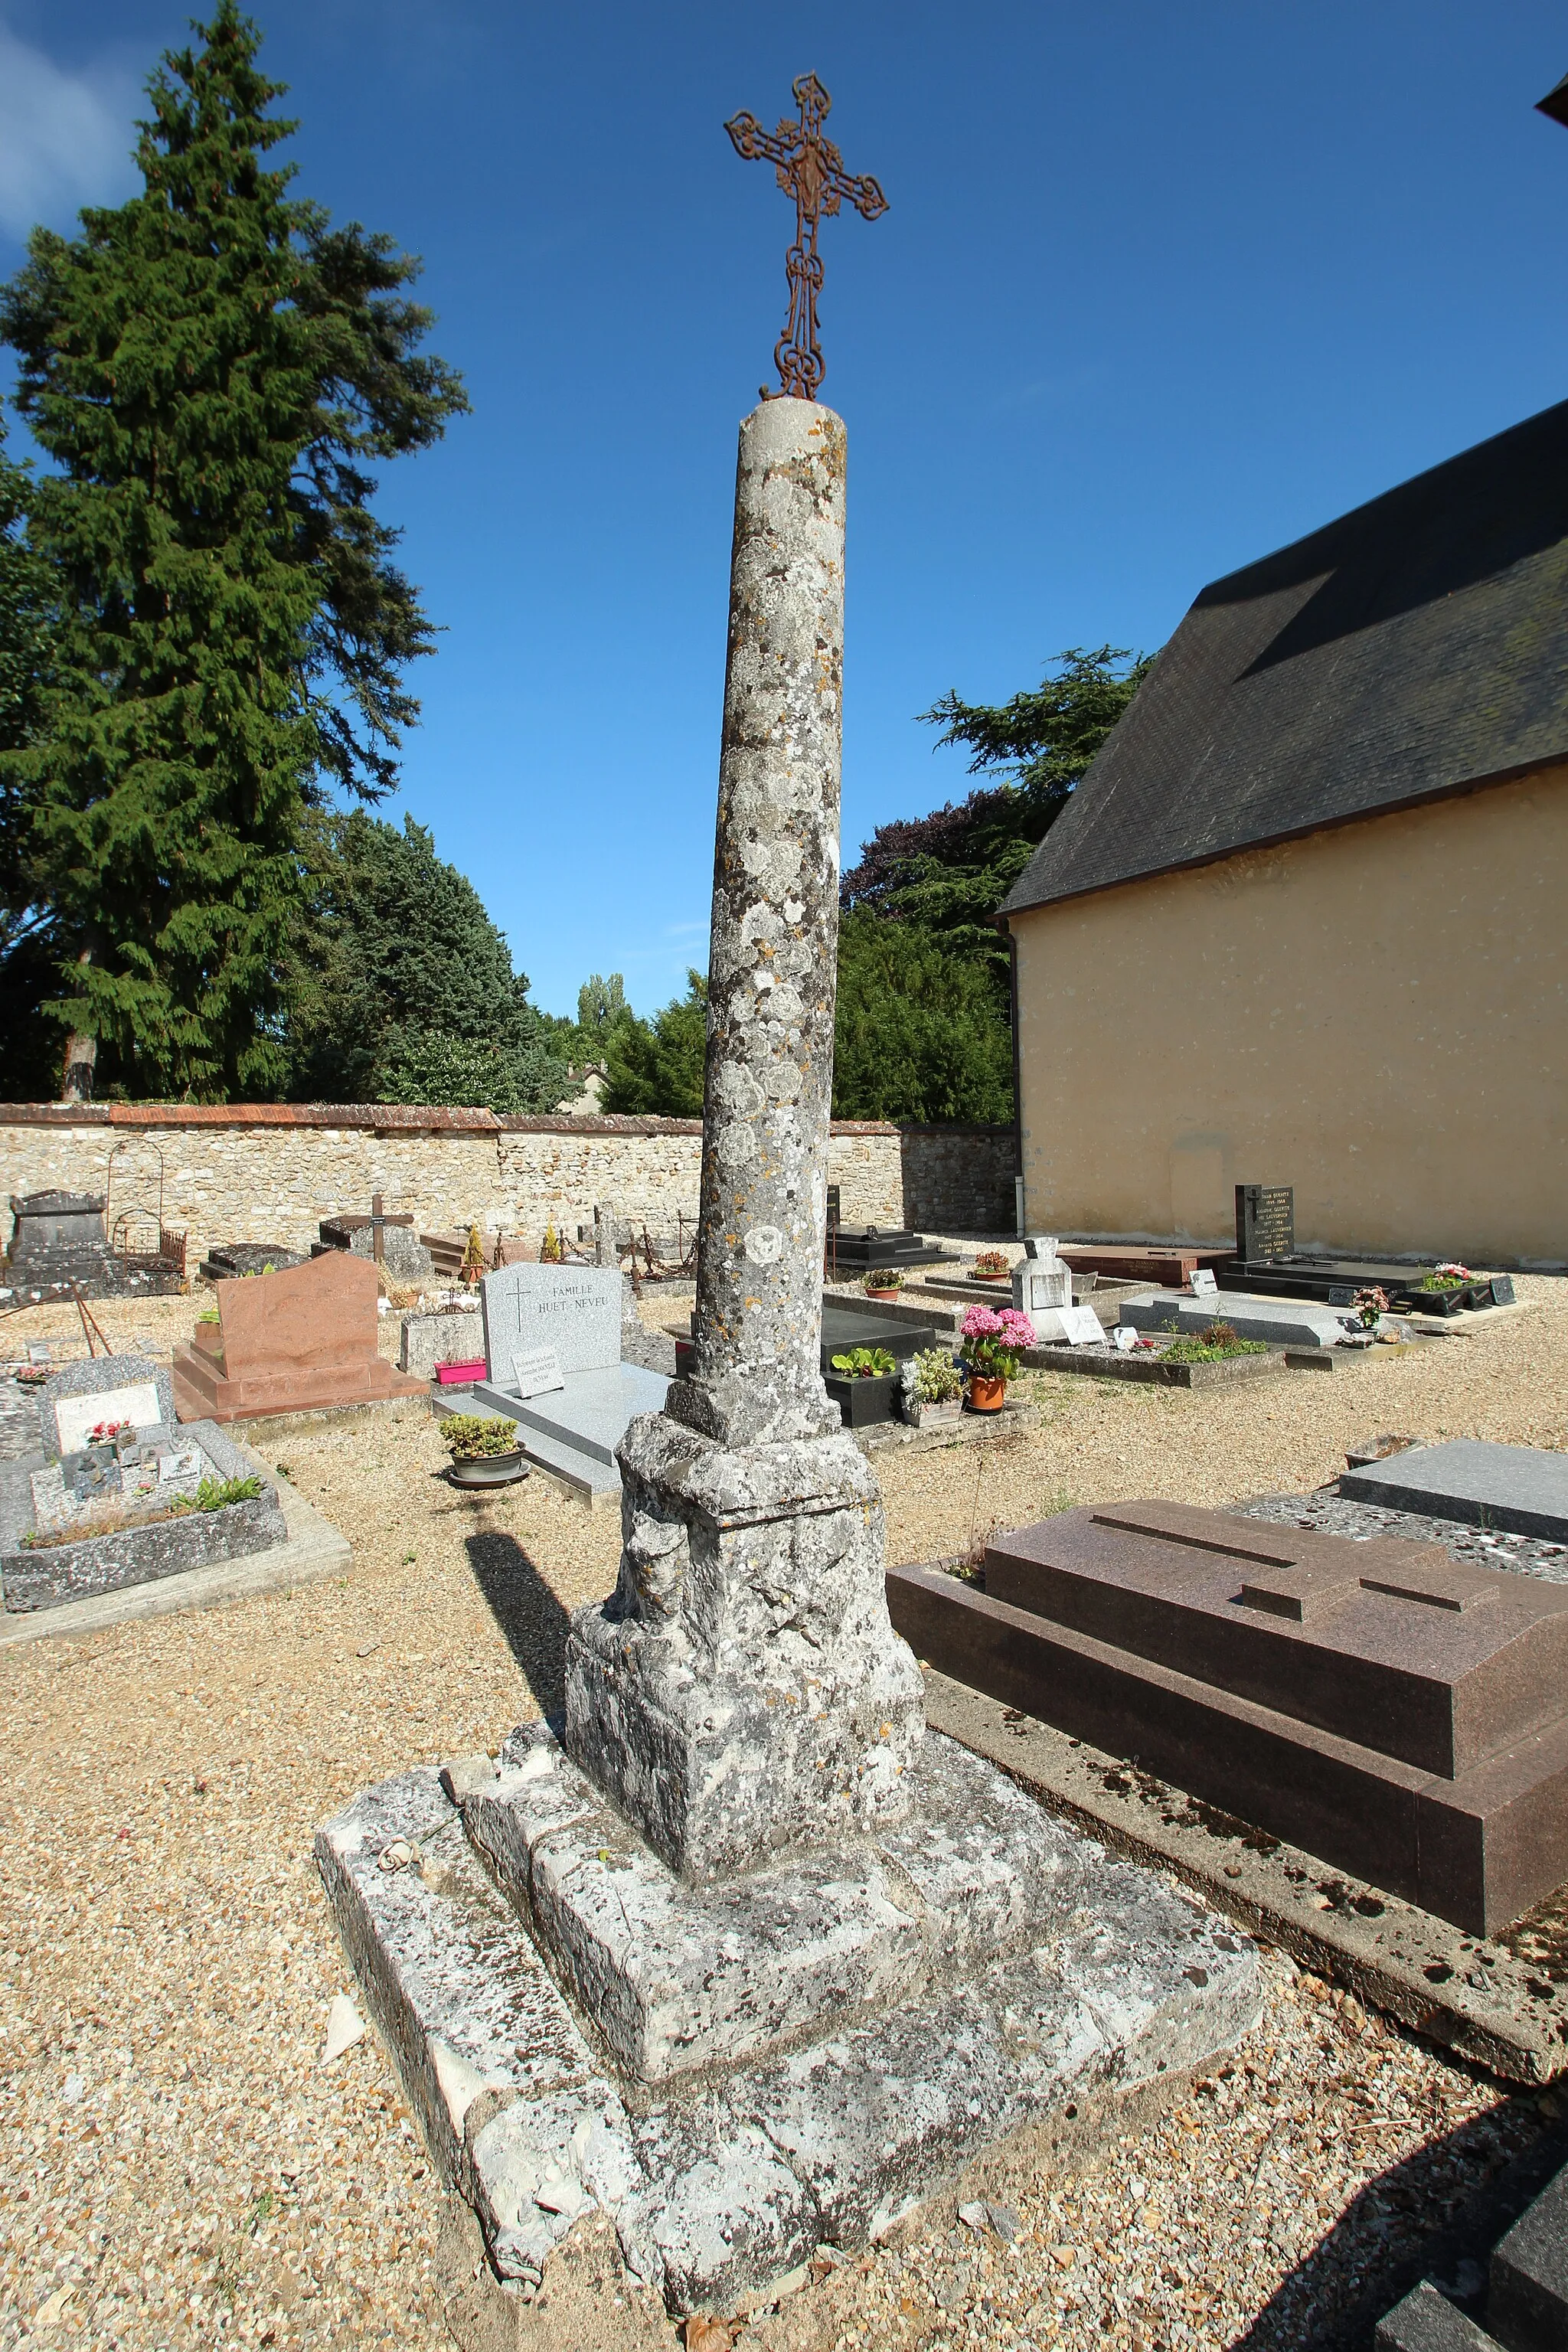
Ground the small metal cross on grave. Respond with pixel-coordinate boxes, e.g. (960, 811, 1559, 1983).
(726, 73, 887, 403)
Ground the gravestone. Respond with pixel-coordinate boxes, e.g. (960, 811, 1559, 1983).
(1121, 1289, 1347, 1348)
(889, 1498, 1568, 1933)
(477, 1264, 621, 1379)
(466, 1264, 664, 1500)
(1339, 1440, 1568, 1542)
(1235, 1184, 1295, 1263)
(399, 1302, 484, 1383)
(197, 1241, 304, 1282)
(2, 1351, 286, 1612)
(318, 390, 1257, 2314)
(171, 1253, 424, 1423)
(1011, 1235, 1075, 1341)
(35, 1354, 175, 1461)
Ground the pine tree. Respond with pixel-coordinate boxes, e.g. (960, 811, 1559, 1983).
(0, 4, 466, 1099)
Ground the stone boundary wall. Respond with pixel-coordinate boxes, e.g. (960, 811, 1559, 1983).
(898, 1125, 1018, 1236)
(0, 1105, 1017, 1276)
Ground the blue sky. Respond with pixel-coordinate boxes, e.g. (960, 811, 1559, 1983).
(3, 2, 1567, 1017)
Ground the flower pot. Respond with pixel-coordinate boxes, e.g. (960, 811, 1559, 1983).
(864, 1287, 902, 1301)
(447, 1449, 528, 1488)
(436, 1359, 486, 1386)
(967, 1374, 1007, 1413)
(825, 1372, 902, 1429)
(971, 1269, 1010, 1283)
(905, 1395, 963, 1429)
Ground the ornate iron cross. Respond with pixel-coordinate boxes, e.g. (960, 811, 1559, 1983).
(725, 73, 887, 402)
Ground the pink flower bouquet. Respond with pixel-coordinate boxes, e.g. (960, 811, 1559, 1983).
(958, 1304, 1035, 1381)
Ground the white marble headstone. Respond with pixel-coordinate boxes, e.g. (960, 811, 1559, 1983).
(1012, 1235, 1070, 1318)
(54, 1382, 162, 1455)
(481, 1264, 622, 1382)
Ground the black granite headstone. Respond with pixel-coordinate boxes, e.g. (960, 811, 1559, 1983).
(1235, 1184, 1295, 1263)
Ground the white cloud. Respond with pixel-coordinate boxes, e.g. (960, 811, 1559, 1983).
(0, 21, 138, 240)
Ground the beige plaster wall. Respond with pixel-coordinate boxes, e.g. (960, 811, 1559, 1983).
(1010, 766, 1568, 1266)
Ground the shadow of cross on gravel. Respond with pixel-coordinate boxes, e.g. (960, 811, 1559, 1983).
(463, 1529, 573, 1723)
(1230, 2086, 1566, 2351)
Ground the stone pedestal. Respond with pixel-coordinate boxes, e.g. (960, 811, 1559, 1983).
(567, 1416, 923, 1880)
(315, 396, 1261, 2323)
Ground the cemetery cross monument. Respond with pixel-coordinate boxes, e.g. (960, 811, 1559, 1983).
(562, 152, 922, 1883)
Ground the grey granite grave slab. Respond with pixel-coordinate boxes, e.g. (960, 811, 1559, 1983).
(1119, 1289, 1351, 1349)
(466, 1365, 669, 1501)
(1, 1418, 285, 1610)
(480, 1266, 622, 1380)
(316, 1723, 1259, 2317)
(1375, 2282, 1502, 2352)
(1490, 2158, 1568, 2352)
(1339, 1441, 1568, 1543)
(35, 1353, 175, 1461)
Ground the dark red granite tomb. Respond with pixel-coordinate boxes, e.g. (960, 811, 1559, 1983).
(887, 1500, 1568, 1933)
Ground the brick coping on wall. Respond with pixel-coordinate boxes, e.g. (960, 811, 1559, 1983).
(0, 1102, 920, 1138)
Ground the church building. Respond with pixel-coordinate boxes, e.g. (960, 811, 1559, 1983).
(998, 399, 1568, 1266)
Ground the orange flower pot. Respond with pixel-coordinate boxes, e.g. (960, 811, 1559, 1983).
(967, 1374, 1006, 1413)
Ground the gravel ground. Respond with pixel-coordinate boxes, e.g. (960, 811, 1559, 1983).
(0, 1278, 1563, 2350)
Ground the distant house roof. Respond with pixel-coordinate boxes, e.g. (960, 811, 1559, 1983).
(1001, 398, 1568, 918)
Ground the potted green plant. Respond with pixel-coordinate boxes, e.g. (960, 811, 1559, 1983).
(442, 1413, 527, 1488)
(971, 1250, 1011, 1284)
(900, 1348, 964, 1428)
(958, 1306, 1034, 1412)
(825, 1344, 900, 1430)
(862, 1268, 903, 1299)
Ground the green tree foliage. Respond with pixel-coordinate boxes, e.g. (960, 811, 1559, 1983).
(283, 811, 569, 1112)
(0, 3, 466, 1099)
(832, 913, 1012, 1122)
(841, 647, 1153, 969)
(576, 972, 628, 1040)
(0, 413, 62, 1099)
(602, 973, 707, 1116)
(596, 927, 1013, 1124)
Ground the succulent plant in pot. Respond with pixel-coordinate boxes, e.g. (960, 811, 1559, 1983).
(442, 1413, 528, 1487)
(972, 1250, 1011, 1283)
(900, 1348, 965, 1426)
(829, 1345, 897, 1379)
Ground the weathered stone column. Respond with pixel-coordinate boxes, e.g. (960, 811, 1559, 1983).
(664, 397, 845, 1449)
(563, 399, 925, 1881)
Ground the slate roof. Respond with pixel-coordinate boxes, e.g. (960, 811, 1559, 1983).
(1001, 397, 1568, 917)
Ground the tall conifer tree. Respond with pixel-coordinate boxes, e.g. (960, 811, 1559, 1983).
(0, 4, 466, 1098)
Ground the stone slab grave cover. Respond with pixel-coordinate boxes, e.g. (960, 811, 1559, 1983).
(1, 1352, 285, 1611)
(318, 392, 1258, 2322)
(3, 1191, 184, 1302)
(1223, 1182, 1504, 1316)
(196, 1240, 304, 1283)
(1375, 2142, 1568, 2352)
(828, 1224, 954, 1269)
(171, 1252, 424, 1423)
(1121, 1289, 1350, 1349)
(1341, 1441, 1568, 1544)
(887, 1499, 1568, 1934)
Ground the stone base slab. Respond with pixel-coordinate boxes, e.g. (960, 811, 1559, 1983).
(921, 1666, 1568, 2086)
(315, 1726, 1260, 2318)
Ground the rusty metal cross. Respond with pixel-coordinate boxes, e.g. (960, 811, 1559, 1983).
(725, 73, 887, 403)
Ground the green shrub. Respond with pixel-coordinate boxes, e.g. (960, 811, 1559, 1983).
(442, 1413, 519, 1460)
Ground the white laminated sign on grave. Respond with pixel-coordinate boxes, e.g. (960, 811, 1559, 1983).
(509, 1346, 566, 1400)
(54, 1383, 162, 1455)
(1058, 1303, 1106, 1347)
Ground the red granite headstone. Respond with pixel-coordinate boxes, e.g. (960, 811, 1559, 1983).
(172, 1251, 424, 1423)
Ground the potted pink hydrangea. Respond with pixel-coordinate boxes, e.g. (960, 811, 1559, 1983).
(958, 1305, 1035, 1412)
